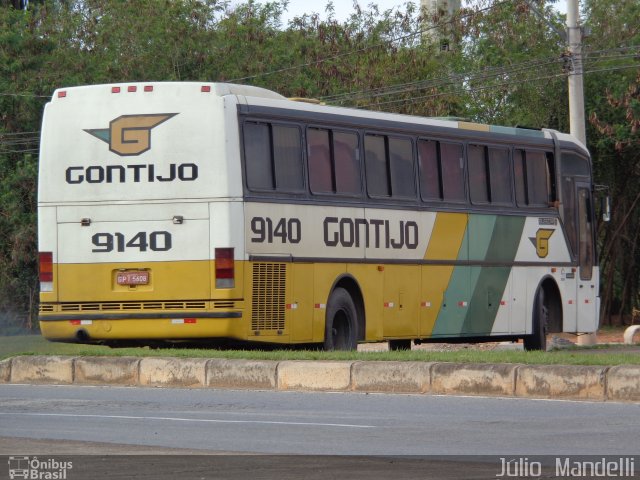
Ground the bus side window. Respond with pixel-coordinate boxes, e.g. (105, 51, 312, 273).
(514, 149, 554, 207)
(308, 128, 333, 193)
(334, 131, 360, 194)
(418, 139, 441, 200)
(440, 142, 465, 202)
(244, 121, 274, 190)
(468, 144, 489, 204)
(488, 147, 512, 204)
(389, 137, 415, 198)
(273, 125, 303, 191)
(365, 134, 390, 197)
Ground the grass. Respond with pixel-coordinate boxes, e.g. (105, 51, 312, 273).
(1, 334, 639, 366)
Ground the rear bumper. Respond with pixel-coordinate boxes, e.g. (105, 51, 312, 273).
(39, 313, 245, 342)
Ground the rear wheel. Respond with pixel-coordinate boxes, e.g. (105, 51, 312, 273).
(324, 287, 358, 351)
(524, 286, 548, 351)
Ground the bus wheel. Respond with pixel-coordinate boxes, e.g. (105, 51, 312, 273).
(389, 339, 412, 351)
(524, 286, 548, 351)
(324, 287, 358, 351)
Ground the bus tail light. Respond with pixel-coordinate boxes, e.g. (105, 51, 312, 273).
(39, 252, 53, 292)
(215, 248, 234, 289)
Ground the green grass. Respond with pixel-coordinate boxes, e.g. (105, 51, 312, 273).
(1, 334, 639, 366)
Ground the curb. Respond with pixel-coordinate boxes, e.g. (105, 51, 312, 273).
(1, 356, 638, 402)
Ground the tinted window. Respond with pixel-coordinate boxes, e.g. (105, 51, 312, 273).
(526, 151, 550, 206)
(308, 128, 332, 193)
(562, 153, 590, 176)
(244, 122, 273, 190)
(334, 132, 360, 194)
(468, 144, 489, 204)
(365, 135, 389, 196)
(514, 149, 553, 207)
(488, 147, 511, 204)
(389, 137, 415, 198)
(418, 139, 440, 200)
(440, 142, 465, 202)
(244, 121, 303, 192)
(273, 125, 303, 191)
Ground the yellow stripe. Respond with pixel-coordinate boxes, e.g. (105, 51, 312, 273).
(420, 213, 468, 336)
(458, 121, 490, 132)
(424, 213, 468, 260)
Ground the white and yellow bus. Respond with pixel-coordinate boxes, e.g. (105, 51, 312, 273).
(38, 82, 599, 351)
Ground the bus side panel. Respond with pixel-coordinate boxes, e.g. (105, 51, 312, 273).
(462, 215, 525, 335)
(420, 212, 468, 337)
(290, 262, 314, 342)
(429, 213, 470, 337)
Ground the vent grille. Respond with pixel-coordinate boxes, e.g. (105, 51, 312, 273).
(251, 263, 286, 332)
(213, 301, 236, 309)
(39, 304, 54, 313)
(58, 301, 207, 312)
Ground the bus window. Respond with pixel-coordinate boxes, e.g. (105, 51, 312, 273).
(333, 132, 360, 194)
(244, 122, 274, 190)
(418, 139, 441, 200)
(365, 134, 390, 197)
(389, 137, 415, 198)
(440, 142, 465, 202)
(514, 150, 527, 205)
(468, 144, 489, 204)
(273, 125, 303, 191)
(488, 147, 511, 204)
(308, 128, 333, 193)
(515, 149, 553, 207)
(244, 122, 303, 192)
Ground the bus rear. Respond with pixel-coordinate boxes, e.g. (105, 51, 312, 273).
(38, 83, 260, 345)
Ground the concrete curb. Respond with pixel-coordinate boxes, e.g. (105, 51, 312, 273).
(1, 356, 639, 402)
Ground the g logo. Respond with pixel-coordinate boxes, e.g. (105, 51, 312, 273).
(85, 113, 177, 156)
(530, 229, 555, 258)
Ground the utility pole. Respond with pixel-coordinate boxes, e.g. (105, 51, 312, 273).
(566, 0, 586, 145)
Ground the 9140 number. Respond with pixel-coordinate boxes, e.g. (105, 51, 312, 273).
(250, 217, 301, 244)
(92, 231, 172, 252)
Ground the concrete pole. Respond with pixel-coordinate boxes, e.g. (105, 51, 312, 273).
(567, 0, 596, 346)
(567, 0, 586, 145)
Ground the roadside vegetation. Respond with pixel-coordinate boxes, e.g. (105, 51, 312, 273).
(1, 334, 639, 366)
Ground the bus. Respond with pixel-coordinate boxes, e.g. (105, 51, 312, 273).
(37, 82, 599, 351)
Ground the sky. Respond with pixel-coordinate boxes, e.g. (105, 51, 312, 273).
(229, 1, 569, 25)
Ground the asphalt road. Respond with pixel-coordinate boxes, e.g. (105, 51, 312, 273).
(1, 384, 639, 456)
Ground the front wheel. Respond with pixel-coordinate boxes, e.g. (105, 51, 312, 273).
(324, 287, 358, 351)
(524, 286, 548, 351)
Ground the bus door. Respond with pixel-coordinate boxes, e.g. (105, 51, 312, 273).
(560, 152, 593, 332)
(576, 182, 598, 331)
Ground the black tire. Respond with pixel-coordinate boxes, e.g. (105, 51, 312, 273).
(324, 287, 358, 351)
(524, 286, 548, 351)
(388, 339, 412, 351)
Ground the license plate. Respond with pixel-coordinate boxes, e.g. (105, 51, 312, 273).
(117, 271, 149, 285)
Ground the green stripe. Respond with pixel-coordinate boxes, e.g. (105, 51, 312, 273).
(431, 215, 526, 337)
(462, 216, 526, 334)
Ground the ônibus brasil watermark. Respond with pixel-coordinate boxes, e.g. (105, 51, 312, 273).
(497, 457, 636, 478)
(8, 456, 72, 480)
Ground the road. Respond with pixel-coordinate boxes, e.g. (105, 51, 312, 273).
(1, 384, 639, 456)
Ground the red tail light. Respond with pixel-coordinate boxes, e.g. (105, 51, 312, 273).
(39, 252, 53, 292)
(39, 252, 53, 282)
(215, 248, 234, 289)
